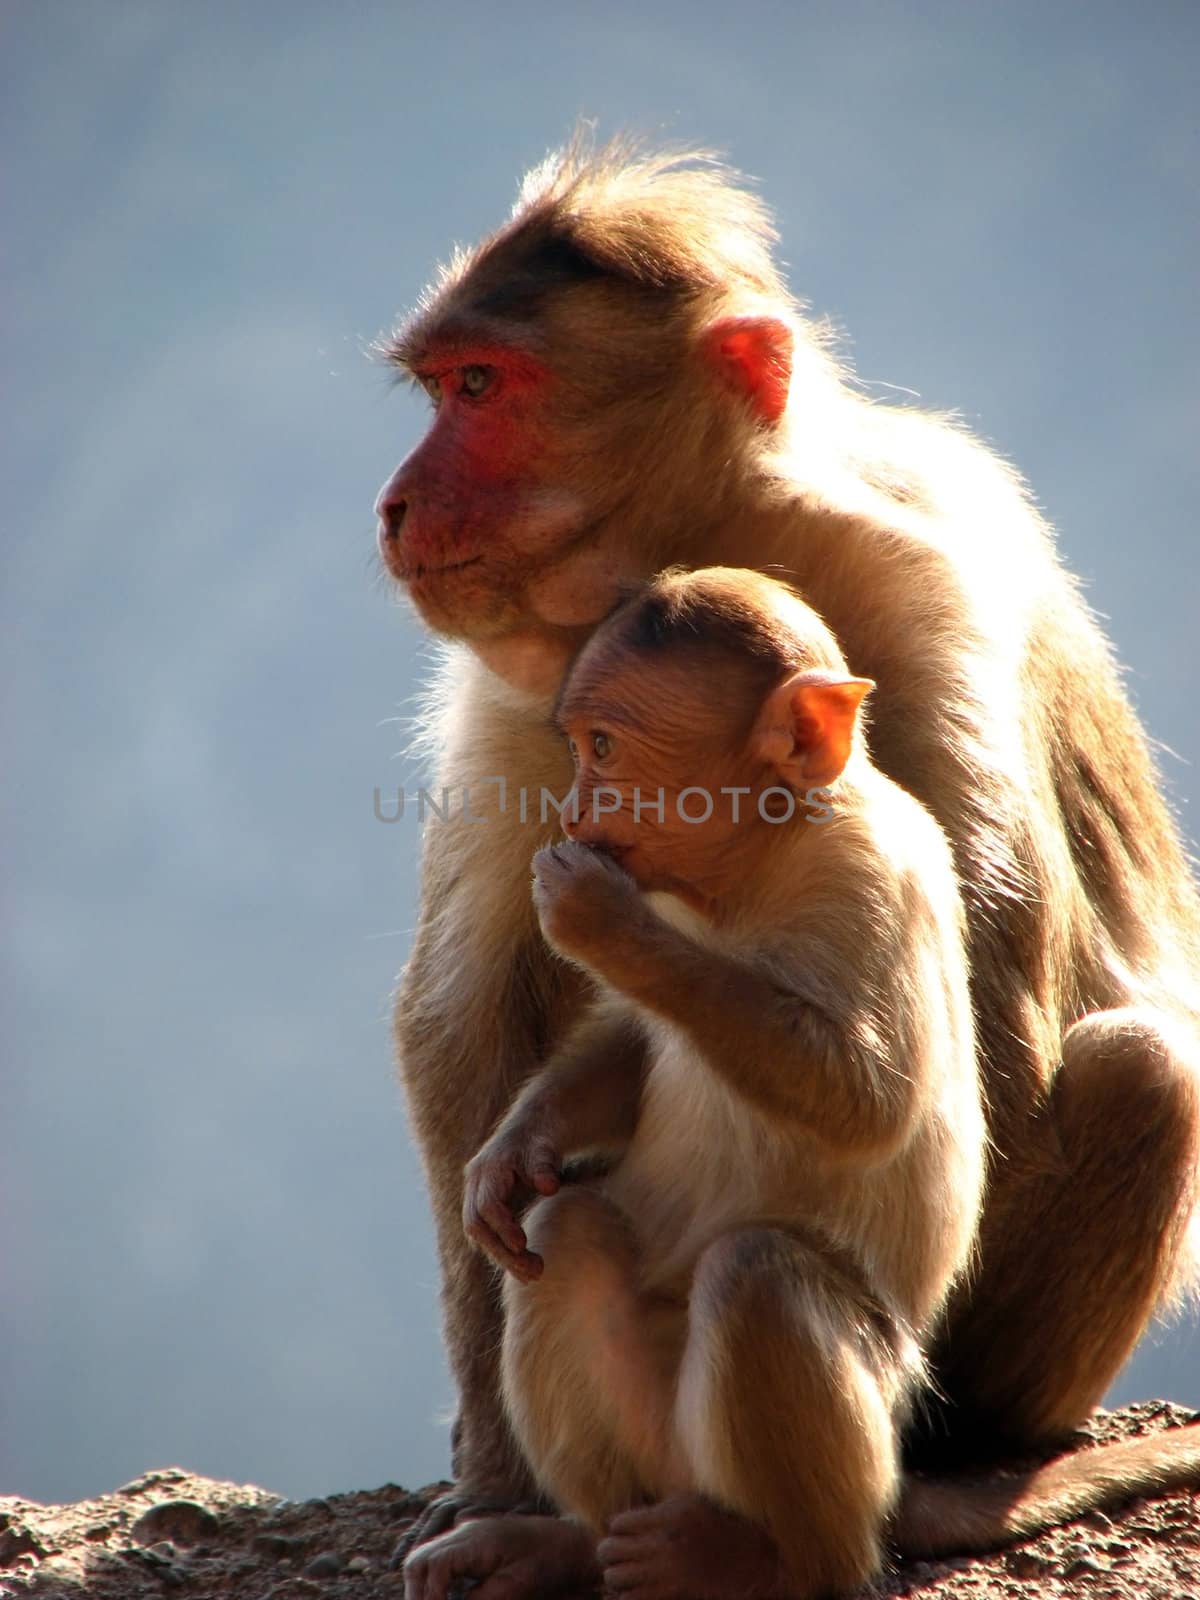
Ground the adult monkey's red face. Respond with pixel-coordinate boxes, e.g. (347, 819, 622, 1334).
(374, 142, 797, 693)
(375, 333, 589, 639)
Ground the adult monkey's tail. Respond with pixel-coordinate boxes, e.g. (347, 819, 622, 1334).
(892, 1422, 1200, 1556)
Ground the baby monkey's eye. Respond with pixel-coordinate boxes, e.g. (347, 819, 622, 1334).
(419, 374, 443, 405)
(591, 732, 612, 760)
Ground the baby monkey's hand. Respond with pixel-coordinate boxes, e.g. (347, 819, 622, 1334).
(532, 840, 642, 961)
(463, 1122, 562, 1282)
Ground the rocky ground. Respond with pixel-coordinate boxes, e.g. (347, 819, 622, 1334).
(2, 1404, 1197, 1600)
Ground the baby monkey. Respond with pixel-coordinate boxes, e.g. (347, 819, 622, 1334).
(410, 568, 986, 1600)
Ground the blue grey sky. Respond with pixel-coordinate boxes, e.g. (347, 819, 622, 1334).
(2, 2, 1197, 1506)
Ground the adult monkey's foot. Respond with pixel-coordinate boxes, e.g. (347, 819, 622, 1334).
(390, 1487, 552, 1568)
(598, 1495, 790, 1600)
(401, 1512, 600, 1600)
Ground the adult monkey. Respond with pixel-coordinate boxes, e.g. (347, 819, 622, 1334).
(376, 139, 1200, 1565)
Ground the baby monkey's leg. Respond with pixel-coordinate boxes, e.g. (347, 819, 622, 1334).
(508, 1204, 919, 1599)
(501, 1186, 685, 1526)
(627, 1226, 919, 1599)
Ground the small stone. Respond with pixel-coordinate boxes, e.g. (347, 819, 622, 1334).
(118, 1468, 191, 1497)
(253, 1532, 301, 1558)
(126, 1542, 188, 1587)
(127, 1543, 169, 1567)
(1005, 1549, 1052, 1578)
(131, 1499, 220, 1546)
(305, 1549, 345, 1577)
(1064, 1554, 1106, 1578)
(385, 1491, 427, 1515)
(345, 1554, 371, 1573)
(0, 1525, 47, 1564)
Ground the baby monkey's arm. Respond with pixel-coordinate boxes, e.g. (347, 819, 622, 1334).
(463, 998, 646, 1280)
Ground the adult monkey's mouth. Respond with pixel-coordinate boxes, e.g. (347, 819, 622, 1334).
(394, 553, 486, 583)
(409, 555, 485, 578)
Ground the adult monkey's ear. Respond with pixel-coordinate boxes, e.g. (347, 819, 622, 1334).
(701, 316, 795, 423)
(755, 672, 875, 788)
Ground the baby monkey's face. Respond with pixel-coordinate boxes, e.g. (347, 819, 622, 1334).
(555, 657, 779, 906)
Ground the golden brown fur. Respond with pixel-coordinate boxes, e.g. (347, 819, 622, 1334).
(379, 139, 1200, 1569)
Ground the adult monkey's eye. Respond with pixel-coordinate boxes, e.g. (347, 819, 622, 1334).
(592, 732, 612, 760)
(461, 364, 494, 397)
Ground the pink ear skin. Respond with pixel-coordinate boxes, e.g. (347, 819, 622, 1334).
(755, 674, 875, 789)
(701, 316, 795, 423)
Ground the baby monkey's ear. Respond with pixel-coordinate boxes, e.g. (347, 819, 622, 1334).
(754, 673, 874, 789)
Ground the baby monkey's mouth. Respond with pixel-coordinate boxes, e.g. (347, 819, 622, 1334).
(588, 840, 633, 865)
